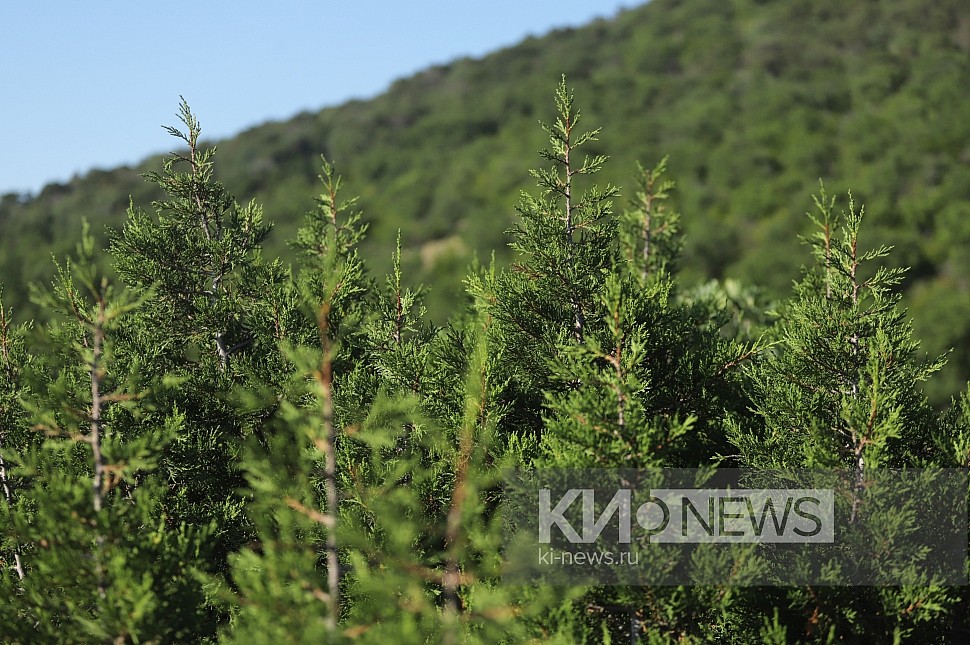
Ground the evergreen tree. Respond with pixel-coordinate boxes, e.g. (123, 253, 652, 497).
(0, 81, 968, 643)
(728, 188, 960, 641)
(471, 78, 768, 642)
(476, 78, 751, 468)
(476, 76, 618, 442)
(617, 157, 683, 282)
(732, 187, 943, 472)
(108, 99, 287, 588)
(222, 158, 370, 641)
(223, 160, 575, 643)
(0, 226, 212, 642)
(0, 288, 31, 585)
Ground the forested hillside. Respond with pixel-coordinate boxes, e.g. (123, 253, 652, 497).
(3, 0, 969, 401)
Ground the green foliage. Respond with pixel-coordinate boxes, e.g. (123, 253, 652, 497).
(223, 161, 576, 643)
(111, 97, 275, 373)
(733, 187, 944, 471)
(107, 101, 291, 575)
(478, 77, 618, 438)
(2, 74, 970, 643)
(4, 0, 970, 405)
(0, 227, 214, 642)
(617, 157, 683, 281)
(0, 287, 32, 587)
(727, 188, 962, 641)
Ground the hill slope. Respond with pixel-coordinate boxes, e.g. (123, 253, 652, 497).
(2, 0, 970, 400)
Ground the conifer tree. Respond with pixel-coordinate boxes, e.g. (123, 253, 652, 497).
(478, 78, 749, 465)
(477, 76, 618, 440)
(732, 187, 943, 470)
(2, 81, 969, 642)
(109, 100, 287, 585)
(223, 160, 576, 643)
(112, 98, 274, 374)
(728, 188, 959, 641)
(617, 157, 683, 283)
(223, 158, 399, 641)
(0, 288, 30, 585)
(469, 78, 766, 642)
(0, 227, 213, 642)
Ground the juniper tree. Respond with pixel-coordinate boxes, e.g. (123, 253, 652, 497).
(0, 289, 30, 585)
(726, 188, 960, 641)
(223, 161, 575, 643)
(0, 226, 213, 642)
(112, 98, 274, 373)
(235, 158, 370, 637)
(539, 273, 698, 469)
(476, 76, 619, 441)
(109, 100, 287, 583)
(476, 78, 750, 465)
(731, 187, 944, 471)
(334, 320, 583, 644)
(617, 157, 683, 283)
(466, 79, 765, 642)
(3, 84, 968, 643)
(223, 158, 408, 641)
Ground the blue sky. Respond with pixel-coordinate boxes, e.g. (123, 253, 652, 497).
(1, 1, 631, 196)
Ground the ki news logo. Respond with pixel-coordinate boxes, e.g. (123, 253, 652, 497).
(539, 487, 835, 544)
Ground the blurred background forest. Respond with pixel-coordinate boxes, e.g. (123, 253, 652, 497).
(2, 0, 969, 404)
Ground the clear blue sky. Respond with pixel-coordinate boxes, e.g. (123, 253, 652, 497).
(1, 1, 631, 196)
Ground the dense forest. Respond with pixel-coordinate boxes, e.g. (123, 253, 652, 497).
(3, 0, 970, 641)
(2, 0, 970, 404)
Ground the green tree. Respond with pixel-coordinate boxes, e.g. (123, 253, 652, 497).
(223, 160, 576, 643)
(108, 100, 287, 588)
(0, 227, 212, 642)
(471, 78, 767, 642)
(732, 188, 943, 471)
(475, 76, 618, 443)
(2, 74, 970, 642)
(728, 189, 959, 641)
(0, 289, 31, 585)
